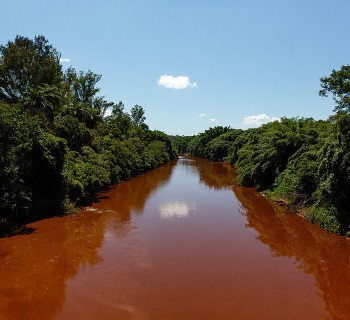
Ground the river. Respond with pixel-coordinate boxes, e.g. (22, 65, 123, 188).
(0, 157, 350, 319)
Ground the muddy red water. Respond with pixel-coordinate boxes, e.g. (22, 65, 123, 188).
(1, 157, 350, 319)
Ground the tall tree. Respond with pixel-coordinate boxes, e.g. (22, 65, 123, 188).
(0, 35, 62, 102)
(130, 104, 146, 126)
(63, 67, 101, 107)
(319, 65, 350, 113)
(63, 67, 112, 127)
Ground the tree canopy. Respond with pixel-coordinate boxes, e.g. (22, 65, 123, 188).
(0, 35, 175, 232)
(319, 65, 350, 113)
(0, 35, 62, 102)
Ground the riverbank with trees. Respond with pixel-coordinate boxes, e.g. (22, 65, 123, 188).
(174, 66, 350, 235)
(2, 35, 350, 237)
(0, 35, 175, 233)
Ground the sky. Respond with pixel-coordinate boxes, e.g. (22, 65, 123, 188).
(2, 0, 350, 135)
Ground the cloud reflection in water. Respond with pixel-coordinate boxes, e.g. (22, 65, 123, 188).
(159, 201, 196, 219)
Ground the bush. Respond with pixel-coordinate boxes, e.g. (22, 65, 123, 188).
(305, 206, 341, 234)
(63, 147, 110, 203)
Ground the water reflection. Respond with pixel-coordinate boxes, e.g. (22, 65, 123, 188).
(1, 157, 350, 319)
(0, 212, 109, 320)
(0, 161, 177, 320)
(94, 161, 176, 217)
(233, 184, 350, 319)
(185, 157, 236, 189)
(159, 201, 196, 219)
(179, 157, 350, 318)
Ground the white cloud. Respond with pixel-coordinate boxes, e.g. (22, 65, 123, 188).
(158, 75, 197, 89)
(209, 118, 218, 122)
(199, 113, 206, 117)
(60, 58, 71, 62)
(242, 113, 280, 127)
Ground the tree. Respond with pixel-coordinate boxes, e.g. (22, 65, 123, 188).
(111, 101, 125, 118)
(63, 67, 101, 107)
(21, 84, 62, 122)
(63, 67, 112, 127)
(130, 104, 146, 126)
(319, 65, 350, 113)
(0, 35, 62, 102)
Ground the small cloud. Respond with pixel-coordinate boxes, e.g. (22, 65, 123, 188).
(60, 58, 71, 63)
(242, 113, 280, 127)
(158, 75, 197, 89)
(199, 113, 206, 117)
(209, 118, 218, 123)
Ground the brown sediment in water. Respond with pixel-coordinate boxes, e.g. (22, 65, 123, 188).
(0, 157, 349, 319)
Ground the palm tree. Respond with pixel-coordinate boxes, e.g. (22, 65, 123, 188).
(21, 84, 62, 122)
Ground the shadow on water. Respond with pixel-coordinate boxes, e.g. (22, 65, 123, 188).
(178, 156, 236, 189)
(0, 211, 109, 320)
(0, 161, 177, 320)
(233, 184, 350, 319)
(92, 160, 177, 222)
(184, 157, 350, 318)
(0, 219, 37, 238)
(2, 157, 350, 319)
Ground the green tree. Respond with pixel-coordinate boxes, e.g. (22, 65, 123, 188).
(64, 67, 101, 106)
(319, 65, 350, 113)
(21, 84, 62, 122)
(0, 35, 177, 227)
(130, 104, 146, 126)
(188, 126, 232, 158)
(0, 35, 62, 102)
(63, 67, 112, 127)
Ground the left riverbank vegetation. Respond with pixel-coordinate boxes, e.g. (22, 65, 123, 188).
(0, 35, 175, 229)
(175, 66, 350, 236)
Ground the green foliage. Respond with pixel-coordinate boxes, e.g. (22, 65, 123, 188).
(23, 132, 66, 214)
(0, 35, 62, 102)
(0, 103, 66, 217)
(21, 84, 62, 123)
(62, 67, 111, 128)
(232, 118, 318, 189)
(191, 113, 349, 234)
(3, 35, 350, 237)
(308, 113, 350, 232)
(170, 135, 193, 155)
(273, 146, 319, 203)
(271, 120, 334, 200)
(63, 147, 110, 203)
(188, 126, 232, 159)
(130, 104, 146, 126)
(0, 35, 175, 223)
(205, 129, 243, 161)
(320, 65, 350, 113)
(0, 103, 30, 215)
(305, 206, 341, 234)
(55, 114, 93, 151)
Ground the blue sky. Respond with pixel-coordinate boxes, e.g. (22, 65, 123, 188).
(2, 0, 350, 135)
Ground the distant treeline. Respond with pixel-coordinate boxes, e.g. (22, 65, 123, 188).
(0, 35, 175, 226)
(172, 66, 350, 235)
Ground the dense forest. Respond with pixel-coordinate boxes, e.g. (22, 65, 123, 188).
(173, 66, 350, 235)
(0, 35, 175, 230)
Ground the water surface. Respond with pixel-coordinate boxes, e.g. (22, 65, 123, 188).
(1, 157, 350, 319)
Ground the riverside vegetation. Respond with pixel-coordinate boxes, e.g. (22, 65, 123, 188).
(172, 66, 350, 235)
(0, 35, 175, 231)
(1, 35, 350, 236)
